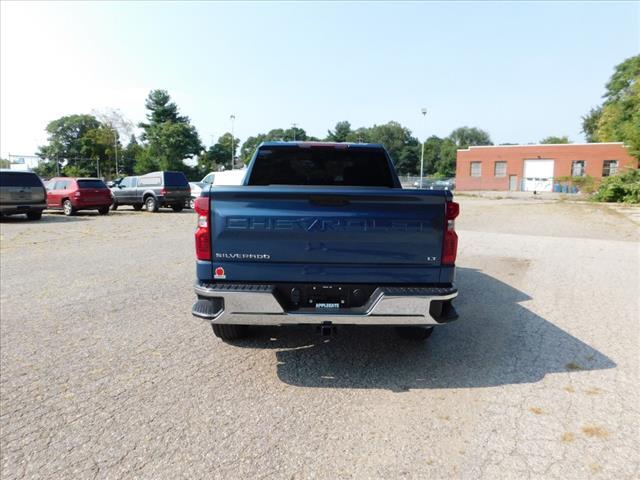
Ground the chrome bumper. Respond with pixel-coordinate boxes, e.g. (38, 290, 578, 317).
(193, 283, 458, 326)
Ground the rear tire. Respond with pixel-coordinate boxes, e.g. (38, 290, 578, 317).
(26, 211, 42, 220)
(145, 196, 158, 212)
(98, 206, 109, 215)
(63, 200, 76, 216)
(171, 204, 183, 212)
(133, 203, 143, 211)
(111, 201, 118, 210)
(396, 326, 434, 340)
(189, 198, 195, 209)
(212, 324, 248, 341)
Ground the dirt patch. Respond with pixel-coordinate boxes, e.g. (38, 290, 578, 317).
(561, 432, 575, 443)
(582, 425, 609, 439)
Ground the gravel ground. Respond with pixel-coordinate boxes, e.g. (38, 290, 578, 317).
(1, 198, 638, 479)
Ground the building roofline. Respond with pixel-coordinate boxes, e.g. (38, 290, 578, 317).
(457, 142, 625, 152)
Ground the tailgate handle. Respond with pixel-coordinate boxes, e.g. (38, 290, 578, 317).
(309, 197, 351, 207)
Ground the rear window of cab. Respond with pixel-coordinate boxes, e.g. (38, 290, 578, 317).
(164, 171, 189, 187)
(77, 179, 108, 189)
(0, 172, 44, 187)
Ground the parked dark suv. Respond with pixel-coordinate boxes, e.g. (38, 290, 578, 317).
(0, 170, 47, 220)
(111, 171, 190, 212)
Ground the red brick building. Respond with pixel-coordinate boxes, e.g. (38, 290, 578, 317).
(455, 142, 637, 192)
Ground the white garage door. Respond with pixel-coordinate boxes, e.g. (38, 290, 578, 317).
(523, 159, 554, 192)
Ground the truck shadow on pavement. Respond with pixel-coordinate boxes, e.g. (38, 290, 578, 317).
(235, 267, 616, 391)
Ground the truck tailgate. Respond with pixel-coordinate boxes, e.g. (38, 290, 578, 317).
(209, 187, 448, 268)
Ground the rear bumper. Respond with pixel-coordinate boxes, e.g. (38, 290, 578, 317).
(0, 203, 46, 214)
(192, 282, 458, 326)
(158, 195, 189, 206)
(73, 201, 112, 209)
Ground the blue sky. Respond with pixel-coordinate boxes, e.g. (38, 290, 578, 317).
(1, 1, 638, 157)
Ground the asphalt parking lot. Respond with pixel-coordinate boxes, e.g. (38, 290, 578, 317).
(1, 198, 639, 479)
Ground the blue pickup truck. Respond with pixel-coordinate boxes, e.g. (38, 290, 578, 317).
(191, 142, 460, 341)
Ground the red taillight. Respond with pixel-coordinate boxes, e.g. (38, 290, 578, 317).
(442, 201, 459, 265)
(194, 196, 211, 261)
(74, 191, 81, 198)
(160, 187, 167, 196)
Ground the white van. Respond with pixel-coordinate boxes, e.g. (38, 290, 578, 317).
(201, 169, 247, 186)
(190, 169, 247, 208)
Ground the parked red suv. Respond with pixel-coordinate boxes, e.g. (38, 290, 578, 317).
(45, 177, 112, 216)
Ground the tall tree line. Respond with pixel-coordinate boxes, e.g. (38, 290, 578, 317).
(34, 55, 638, 180)
(35, 89, 492, 180)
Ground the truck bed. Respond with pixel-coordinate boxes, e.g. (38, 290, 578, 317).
(197, 186, 455, 285)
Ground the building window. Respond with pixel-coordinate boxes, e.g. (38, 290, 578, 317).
(602, 160, 618, 177)
(571, 160, 586, 177)
(470, 162, 482, 177)
(494, 161, 507, 177)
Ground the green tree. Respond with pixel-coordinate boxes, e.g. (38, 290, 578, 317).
(582, 55, 640, 160)
(448, 126, 493, 148)
(199, 132, 240, 171)
(540, 135, 570, 144)
(79, 126, 118, 178)
(239, 126, 309, 165)
(433, 126, 493, 177)
(35, 114, 119, 177)
(240, 133, 268, 165)
(283, 126, 307, 142)
(133, 148, 160, 175)
(421, 136, 444, 175)
(435, 138, 458, 177)
(138, 90, 202, 172)
(120, 135, 142, 176)
(0, 158, 10, 168)
(581, 107, 602, 142)
(139, 90, 186, 131)
(326, 121, 352, 142)
(36, 114, 101, 161)
(344, 121, 419, 172)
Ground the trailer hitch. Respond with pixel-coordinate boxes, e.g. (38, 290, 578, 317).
(318, 321, 335, 336)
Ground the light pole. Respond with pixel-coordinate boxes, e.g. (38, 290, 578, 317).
(419, 108, 427, 188)
(230, 115, 236, 169)
(112, 129, 118, 177)
(292, 123, 298, 141)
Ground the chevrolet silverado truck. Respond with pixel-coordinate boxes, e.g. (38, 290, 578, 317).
(191, 142, 459, 341)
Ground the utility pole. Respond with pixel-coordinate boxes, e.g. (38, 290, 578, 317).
(230, 115, 236, 169)
(419, 108, 427, 188)
(292, 123, 298, 141)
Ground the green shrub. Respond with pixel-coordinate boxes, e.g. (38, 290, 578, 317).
(593, 168, 640, 203)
